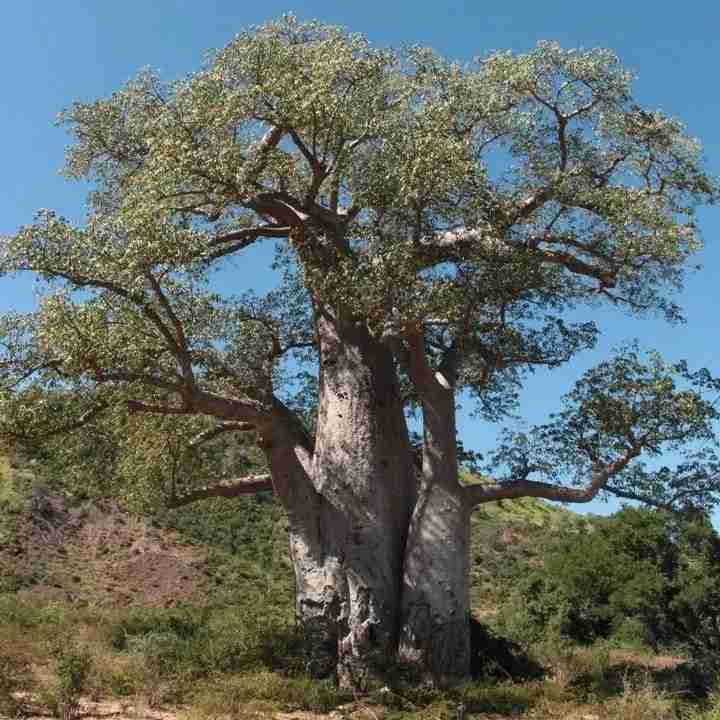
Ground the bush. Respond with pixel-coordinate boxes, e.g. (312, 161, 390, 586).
(51, 640, 92, 720)
(127, 631, 193, 707)
(101, 601, 306, 704)
(86, 650, 144, 699)
(106, 607, 206, 650)
(501, 507, 718, 652)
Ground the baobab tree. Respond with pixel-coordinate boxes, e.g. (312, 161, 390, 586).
(1, 16, 719, 687)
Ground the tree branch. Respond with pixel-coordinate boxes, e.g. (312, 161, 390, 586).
(145, 273, 193, 381)
(237, 125, 286, 187)
(126, 399, 194, 415)
(209, 224, 291, 248)
(32, 267, 194, 368)
(189, 421, 255, 447)
(466, 445, 641, 507)
(403, 331, 436, 388)
(95, 370, 181, 393)
(166, 473, 273, 508)
(4, 402, 108, 443)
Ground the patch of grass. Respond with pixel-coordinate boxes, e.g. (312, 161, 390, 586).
(0, 589, 709, 720)
(190, 671, 349, 717)
(601, 675, 679, 720)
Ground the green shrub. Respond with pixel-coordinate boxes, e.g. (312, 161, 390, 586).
(106, 606, 206, 650)
(501, 507, 717, 652)
(126, 631, 193, 707)
(51, 640, 92, 720)
(87, 651, 144, 698)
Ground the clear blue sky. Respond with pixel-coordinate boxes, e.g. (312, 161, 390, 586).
(1, 1, 719, 515)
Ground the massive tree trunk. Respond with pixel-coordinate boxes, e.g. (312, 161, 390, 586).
(262, 321, 474, 687)
(399, 354, 472, 679)
(308, 310, 417, 689)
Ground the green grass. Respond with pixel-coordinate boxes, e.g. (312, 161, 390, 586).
(0, 588, 713, 720)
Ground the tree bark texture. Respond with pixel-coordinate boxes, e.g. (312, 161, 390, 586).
(399, 379, 471, 678)
(291, 311, 418, 688)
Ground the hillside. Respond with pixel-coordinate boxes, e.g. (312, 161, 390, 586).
(0, 451, 573, 615)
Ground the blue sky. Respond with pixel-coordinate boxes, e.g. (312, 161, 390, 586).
(2, 1, 719, 515)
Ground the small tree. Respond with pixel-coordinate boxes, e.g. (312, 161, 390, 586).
(508, 507, 680, 646)
(1, 17, 719, 686)
(504, 506, 720, 664)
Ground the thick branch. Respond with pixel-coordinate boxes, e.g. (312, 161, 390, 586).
(466, 446, 641, 507)
(237, 125, 286, 187)
(404, 331, 436, 388)
(413, 226, 500, 265)
(126, 399, 195, 415)
(166, 473, 273, 507)
(415, 224, 616, 288)
(207, 224, 291, 258)
(95, 370, 181, 393)
(145, 273, 193, 380)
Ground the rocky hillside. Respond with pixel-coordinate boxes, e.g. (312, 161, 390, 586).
(0, 451, 290, 609)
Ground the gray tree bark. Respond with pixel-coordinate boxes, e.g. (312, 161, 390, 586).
(254, 400, 337, 674)
(308, 310, 417, 688)
(398, 347, 472, 679)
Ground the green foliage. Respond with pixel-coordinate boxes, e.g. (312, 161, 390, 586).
(161, 493, 283, 566)
(106, 606, 207, 650)
(0, 455, 29, 555)
(0, 456, 24, 514)
(1, 16, 718, 526)
(100, 599, 314, 703)
(669, 520, 720, 667)
(50, 640, 92, 720)
(487, 348, 720, 511)
(127, 631, 194, 707)
(502, 507, 720, 663)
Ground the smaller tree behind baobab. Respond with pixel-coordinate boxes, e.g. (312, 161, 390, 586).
(1, 16, 719, 687)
